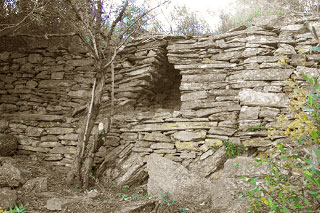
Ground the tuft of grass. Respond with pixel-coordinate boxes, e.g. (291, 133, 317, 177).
(0, 203, 26, 213)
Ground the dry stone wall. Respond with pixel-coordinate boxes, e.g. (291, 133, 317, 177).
(0, 15, 320, 178)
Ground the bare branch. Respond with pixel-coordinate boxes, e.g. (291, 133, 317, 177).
(0, 2, 38, 37)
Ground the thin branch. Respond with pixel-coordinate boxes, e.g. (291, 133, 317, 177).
(0, 2, 38, 37)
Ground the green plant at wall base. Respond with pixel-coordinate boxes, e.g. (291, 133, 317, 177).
(0, 203, 26, 213)
(160, 192, 176, 206)
(224, 141, 245, 158)
(120, 185, 131, 201)
(248, 125, 266, 131)
(240, 73, 320, 212)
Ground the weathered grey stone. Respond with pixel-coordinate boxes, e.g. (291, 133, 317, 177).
(51, 72, 64, 80)
(26, 126, 44, 137)
(191, 147, 227, 178)
(114, 152, 146, 187)
(50, 146, 76, 154)
(154, 149, 176, 154)
(0, 114, 64, 122)
(243, 56, 278, 64)
(0, 52, 10, 61)
(242, 138, 272, 147)
(0, 134, 18, 156)
(208, 127, 237, 136)
(26, 80, 38, 88)
(182, 74, 226, 82)
(66, 58, 94, 67)
(57, 134, 77, 141)
(23, 177, 47, 193)
(200, 149, 214, 160)
(28, 54, 43, 63)
(38, 80, 73, 88)
(229, 69, 292, 81)
(46, 128, 73, 135)
(173, 130, 206, 141)
(239, 106, 260, 120)
(222, 156, 269, 178)
(180, 152, 196, 159)
(0, 188, 17, 210)
(132, 147, 152, 152)
(143, 132, 171, 142)
(38, 142, 61, 148)
(239, 90, 290, 107)
(150, 143, 174, 149)
(121, 133, 138, 140)
(123, 122, 217, 132)
(259, 107, 280, 118)
(147, 153, 214, 207)
(181, 91, 207, 101)
(0, 160, 21, 187)
(114, 200, 156, 213)
(275, 44, 296, 55)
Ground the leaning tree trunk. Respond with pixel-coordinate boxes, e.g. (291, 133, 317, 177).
(67, 62, 106, 188)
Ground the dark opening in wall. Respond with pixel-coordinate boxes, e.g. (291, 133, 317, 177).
(134, 62, 182, 112)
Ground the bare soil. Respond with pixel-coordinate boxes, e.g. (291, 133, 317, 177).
(6, 154, 194, 213)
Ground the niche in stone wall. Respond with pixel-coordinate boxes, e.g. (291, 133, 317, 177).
(134, 62, 182, 112)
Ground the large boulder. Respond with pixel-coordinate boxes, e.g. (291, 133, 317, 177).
(0, 134, 18, 156)
(0, 159, 22, 187)
(147, 153, 214, 210)
(209, 157, 270, 212)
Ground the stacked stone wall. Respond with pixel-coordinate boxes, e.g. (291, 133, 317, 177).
(1, 15, 320, 175)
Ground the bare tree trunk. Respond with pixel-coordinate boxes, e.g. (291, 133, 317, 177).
(67, 63, 106, 188)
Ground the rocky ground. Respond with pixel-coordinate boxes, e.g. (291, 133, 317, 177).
(0, 154, 203, 213)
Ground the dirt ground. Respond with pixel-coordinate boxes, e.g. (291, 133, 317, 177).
(6, 154, 194, 213)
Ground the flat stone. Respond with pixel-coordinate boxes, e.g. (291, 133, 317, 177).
(182, 74, 226, 82)
(143, 132, 171, 142)
(50, 146, 76, 154)
(173, 130, 206, 141)
(181, 91, 207, 101)
(208, 127, 237, 136)
(180, 152, 196, 159)
(66, 58, 94, 67)
(242, 138, 272, 147)
(28, 54, 43, 63)
(239, 106, 260, 120)
(132, 147, 152, 152)
(124, 122, 217, 132)
(26, 126, 44, 137)
(154, 149, 176, 154)
(175, 141, 199, 151)
(38, 80, 73, 88)
(150, 143, 174, 149)
(46, 128, 74, 135)
(228, 69, 292, 81)
(121, 133, 138, 140)
(58, 134, 78, 141)
(239, 90, 290, 107)
(259, 107, 280, 118)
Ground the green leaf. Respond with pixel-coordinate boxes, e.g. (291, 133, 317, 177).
(283, 206, 290, 213)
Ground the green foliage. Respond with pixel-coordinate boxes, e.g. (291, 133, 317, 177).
(241, 71, 320, 212)
(224, 141, 245, 158)
(248, 125, 266, 131)
(0, 203, 26, 213)
(160, 192, 176, 206)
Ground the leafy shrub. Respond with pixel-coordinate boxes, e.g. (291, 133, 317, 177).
(224, 141, 245, 158)
(240, 72, 320, 212)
